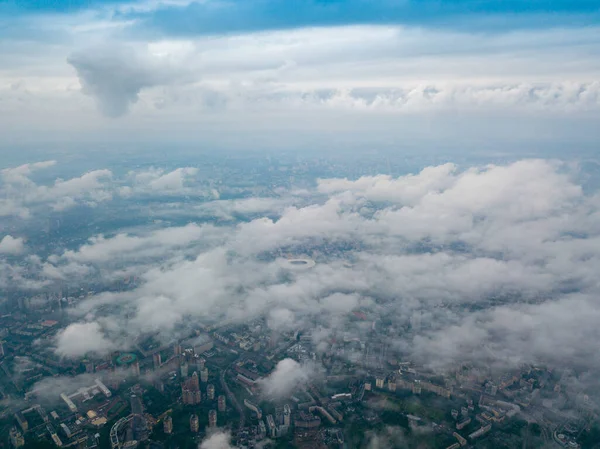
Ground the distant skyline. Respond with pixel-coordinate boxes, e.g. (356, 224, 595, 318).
(0, 0, 599, 148)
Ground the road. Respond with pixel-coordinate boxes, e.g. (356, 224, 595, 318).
(220, 367, 245, 431)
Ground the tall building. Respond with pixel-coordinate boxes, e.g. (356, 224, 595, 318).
(208, 409, 217, 428)
(207, 384, 215, 400)
(269, 332, 276, 349)
(412, 382, 422, 394)
(163, 416, 173, 434)
(194, 389, 201, 404)
(190, 414, 199, 433)
(95, 379, 112, 398)
(182, 388, 192, 405)
(0, 341, 4, 358)
(182, 372, 201, 405)
(200, 368, 209, 383)
(131, 361, 141, 377)
(257, 421, 267, 440)
(283, 404, 291, 427)
(190, 371, 200, 390)
(244, 399, 262, 419)
(14, 413, 28, 432)
(153, 353, 162, 370)
(388, 378, 396, 392)
(84, 361, 94, 374)
(266, 414, 277, 438)
(218, 395, 226, 412)
(130, 395, 149, 441)
(197, 357, 206, 371)
(180, 362, 189, 378)
(174, 344, 182, 357)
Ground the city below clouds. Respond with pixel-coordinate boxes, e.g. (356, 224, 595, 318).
(1, 158, 600, 381)
(1, 3, 600, 447)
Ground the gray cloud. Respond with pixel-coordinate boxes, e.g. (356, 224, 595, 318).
(53, 25, 600, 123)
(68, 45, 185, 117)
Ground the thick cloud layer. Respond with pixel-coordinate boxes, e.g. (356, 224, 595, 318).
(3, 159, 600, 384)
(60, 26, 600, 117)
(40, 159, 598, 371)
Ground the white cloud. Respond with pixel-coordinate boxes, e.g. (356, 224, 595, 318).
(267, 308, 296, 331)
(258, 358, 316, 398)
(42, 169, 113, 202)
(1, 160, 57, 185)
(62, 223, 209, 263)
(54, 322, 115, 358)
(0, 162, 213, 220)
(0, 164, 114, 216)
(319, 293, 361, 314)
(198, 430, 235, 449)
(0, 235, 25, 255)
(413, 292, 600, 371)
(124, 167, 200, 194)
(2, 22, 600, 141)
(0, 199, 30, 219)
(318, 163, 457, 204)
(26, 159, 600, 381)
(148, 167, 199, 191)
(0, 256, 52, 290)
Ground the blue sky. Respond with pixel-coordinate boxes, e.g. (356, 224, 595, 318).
(0, 0, 599, 147)
(4, 0, 600, 35)
(7, 0, 600, 17)
(137, 0, 600, 35)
